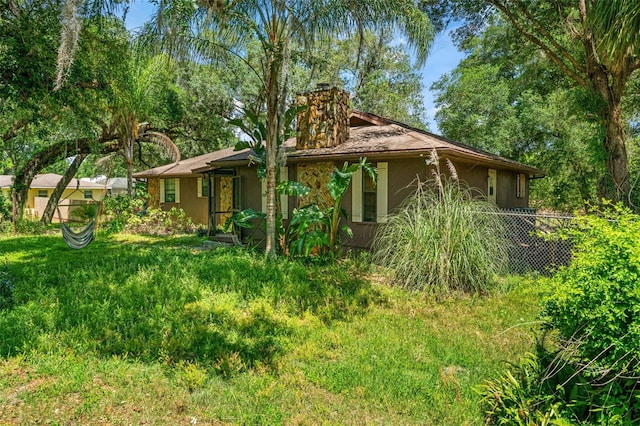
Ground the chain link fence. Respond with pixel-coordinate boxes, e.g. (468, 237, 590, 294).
(497, 209, 575, 275)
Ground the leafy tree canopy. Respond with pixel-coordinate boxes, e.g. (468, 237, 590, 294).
(432, 16, 608, 210)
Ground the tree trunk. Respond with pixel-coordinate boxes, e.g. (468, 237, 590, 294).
(126, 154, 134, 198)
(11, 134, 118, 222)
(579, 3, 633, 205)
(601, 100, 631, 202)
(586, 62, 631, 203)
(264, 51, 281, 257)
(40, 153, 88, 224)
(125, 121, 136, 198)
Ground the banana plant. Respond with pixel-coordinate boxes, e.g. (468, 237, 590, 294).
(229, 105, 305, 179)
(327, 158, 376, 254)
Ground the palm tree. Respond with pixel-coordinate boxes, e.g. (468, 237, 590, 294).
(590, 0, 640, 57)
(110, 52, 180, 197)
(54, 0, 433, 255)
(153, 0, 434, 256)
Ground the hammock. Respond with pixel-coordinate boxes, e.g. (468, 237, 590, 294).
(61, 219, 96, 249)
(56, 205, 96, 249)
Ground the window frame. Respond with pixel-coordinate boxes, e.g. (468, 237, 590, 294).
(197, 176, 210, 198)
(352, 162, 388, 224)
(160, 178, 180, 203)
(362, 172, 377, 223)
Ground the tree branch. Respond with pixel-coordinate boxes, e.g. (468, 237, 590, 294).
(491, 0, 589, 87)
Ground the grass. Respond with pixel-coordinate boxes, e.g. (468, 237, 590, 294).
(0, 233, 544, 425)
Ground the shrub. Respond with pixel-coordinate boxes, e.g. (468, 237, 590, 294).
(0, 220, 13, 234)
(15, 218, 47, 235)
(123, 207, 195, 235)
(372, 160, 507, 295)
(537, 202, 640, 421)
(542, 203, 640, 373)
(0, 191, 11, 221)
(485, 203, 640, 425)
(102, 194, 195, 235)
(70, 203, 99, 222)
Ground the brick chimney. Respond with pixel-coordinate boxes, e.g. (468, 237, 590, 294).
(295, 85, 350, 150)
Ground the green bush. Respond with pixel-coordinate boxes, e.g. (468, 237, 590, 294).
(536, 202, 640, 421)
(15, 218, 47, 235)
(70, 203, 99, 221)
(0, 220, 13, 234)
(0, 191, 11, 221)
(123, 207, 195, 235)
(483, 203, 640, 425)
(102, 194, 195, 235)
(372, 168, 507, 295)
(542, 203, 640, 373)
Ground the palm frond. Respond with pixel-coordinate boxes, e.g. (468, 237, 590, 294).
(96, 152, 118, 169)
(590, 0, 640, 61)
(309, 0, 434, 65)
(140, 131, 181, 162)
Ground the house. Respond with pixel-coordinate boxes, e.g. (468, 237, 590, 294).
(82, 176, 129, 196)
(134, 87, 544, 249)
(0, 173, 110, 221)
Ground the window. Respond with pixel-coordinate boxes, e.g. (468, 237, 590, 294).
(352, 162, 388, 223)
(37, 190, 48, 197)
(160, 178, 180, 203)
(516, 173, 526, 198)
(363, 173, 377, 222)
(164, 179, 176, 202)
(84, 190, 93, 199)
(198, 176, 210, 198)
(487, 169, 497, 204)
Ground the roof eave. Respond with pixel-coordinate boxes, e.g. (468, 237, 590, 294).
(285, 147, 544, 176)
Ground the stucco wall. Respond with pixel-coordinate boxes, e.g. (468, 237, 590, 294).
(26, 188, 107, 220)
(159, 177, 208, 225)
(342, 157, 530, 249)
(146, 158, 530, 248)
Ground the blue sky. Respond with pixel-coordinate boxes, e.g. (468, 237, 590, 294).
(124, 2, 465, 132)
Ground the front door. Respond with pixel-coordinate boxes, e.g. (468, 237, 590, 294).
(212, 170, 241, 230)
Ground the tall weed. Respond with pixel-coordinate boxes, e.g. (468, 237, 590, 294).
(373, 171, 507, 295)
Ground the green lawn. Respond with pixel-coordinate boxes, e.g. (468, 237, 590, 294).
(0, 233, 543, 425)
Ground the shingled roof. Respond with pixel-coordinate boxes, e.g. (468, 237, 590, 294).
(0, 174, 110, 190)
(282, 111, 543, 174)
(197, 110, 543, 175)
(133, 110, 544, 177)
(133, 148, 249, 178)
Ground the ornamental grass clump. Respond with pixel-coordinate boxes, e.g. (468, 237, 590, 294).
(373, 154, 507, 295)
